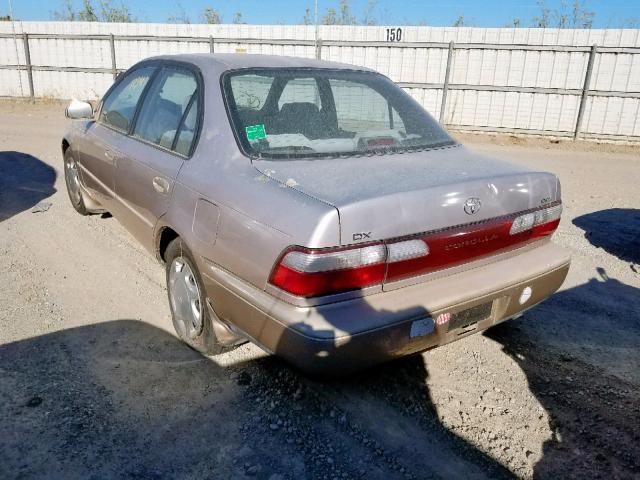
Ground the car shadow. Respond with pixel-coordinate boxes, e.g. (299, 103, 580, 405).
(263, 267, 640, 478)
(0, 320, 288, 479)
(485, 268, 640, 478)
(261, 298, 515, 479)
(0, 151, 57, 222)
(0, 316, 512, 479)
(2, 273, 638, 478)
(300, 357, 515, 479)
(573, 208, 640, 264)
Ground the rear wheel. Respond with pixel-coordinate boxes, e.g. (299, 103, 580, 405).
(63, 149, 89, 215)
(165, 238, 230, 355)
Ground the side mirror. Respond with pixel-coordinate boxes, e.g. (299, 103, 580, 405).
(65, 99, 94, 120)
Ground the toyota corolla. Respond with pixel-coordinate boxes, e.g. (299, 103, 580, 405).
(62, 54, 570, 373)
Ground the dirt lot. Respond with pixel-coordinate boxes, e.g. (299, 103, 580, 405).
(0, 100, 639, 480)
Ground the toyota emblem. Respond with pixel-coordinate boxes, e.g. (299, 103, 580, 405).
(463, 197, 481, 215)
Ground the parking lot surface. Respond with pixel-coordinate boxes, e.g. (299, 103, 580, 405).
(0, 100, 638, 479)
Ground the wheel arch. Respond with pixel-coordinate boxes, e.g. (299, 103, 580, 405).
(156, 224, 181, 264)
(61, 138, 71, 155)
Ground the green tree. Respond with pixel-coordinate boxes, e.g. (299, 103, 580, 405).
(532, 0, 551, 27)
(361, 0, 377, 26)
(98, 0, 132, 22)
(0, 15, 12, 21)
(556, 0, 569, 28)
(452, 15, 466, 27)
(52, 0, 97, 21)
(51, 0, 134, 22)
(570, 0, 594, 28)
(51, 0, 78, 20)
(505, 17, 521, 27)
(232, 12, 244, 24)
(167, 3, 190, 23)
(203, 6, 221, 24)
(532, 0, 593, 28)
(321, 0, 358, 25)
(302, 6, 313, 25)
(338, 0, 356, 25)
(322, 7, 337, 25)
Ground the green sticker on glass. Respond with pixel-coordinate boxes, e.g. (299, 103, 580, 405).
(245, 124, 266, 141)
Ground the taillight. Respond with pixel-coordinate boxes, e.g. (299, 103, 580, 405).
(270, 203, 562, 297)
(269, 244, 386, 297)
(386, 218, 515, 282)
(387, 203, 562, 283)
(387, 239, 429, 262)
(509, 203, 562, 237)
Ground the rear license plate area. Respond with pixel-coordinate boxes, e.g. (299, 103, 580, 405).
(448, 301, 493, 332)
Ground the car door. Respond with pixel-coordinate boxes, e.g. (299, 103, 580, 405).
(76, 66, 156, 208)
(114, 64, 201, 251)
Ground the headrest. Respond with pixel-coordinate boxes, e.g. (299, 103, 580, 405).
(279, 102, 320, 118)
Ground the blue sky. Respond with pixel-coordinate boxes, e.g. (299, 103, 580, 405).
(4, 0, 640, 28)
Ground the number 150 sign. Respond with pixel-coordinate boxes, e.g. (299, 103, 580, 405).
(385, 28, 403, 42)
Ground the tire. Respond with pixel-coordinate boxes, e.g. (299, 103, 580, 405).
(63, 148, 89, 216)
(165, 238, 228, 355)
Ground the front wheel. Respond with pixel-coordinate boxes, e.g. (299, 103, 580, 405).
(63, 149, 89, 215)
(165, 238, 230, 355)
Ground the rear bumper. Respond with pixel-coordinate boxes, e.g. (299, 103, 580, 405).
(200, 240, 570, 374)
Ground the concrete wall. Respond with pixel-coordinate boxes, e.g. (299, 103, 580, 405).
(1, 21, 639, 139)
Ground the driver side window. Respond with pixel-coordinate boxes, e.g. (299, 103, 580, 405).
(100, 66, 155, 132)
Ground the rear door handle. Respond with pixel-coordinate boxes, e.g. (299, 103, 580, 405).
(152, 176, 170, 194)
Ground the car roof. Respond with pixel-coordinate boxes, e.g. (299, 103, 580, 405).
(148, 53, 374, 72)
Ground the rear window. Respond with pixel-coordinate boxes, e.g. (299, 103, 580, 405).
(223, 68, 454, 159)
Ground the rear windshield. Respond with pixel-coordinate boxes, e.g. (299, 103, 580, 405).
(222, 68, 454, 159)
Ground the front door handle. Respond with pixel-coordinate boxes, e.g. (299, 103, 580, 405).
(152, 176, 170, 194)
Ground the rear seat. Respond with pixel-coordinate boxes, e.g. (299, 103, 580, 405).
(238, 102, 335, 140)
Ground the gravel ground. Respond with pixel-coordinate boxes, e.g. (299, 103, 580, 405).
(0, 100, 638, 480)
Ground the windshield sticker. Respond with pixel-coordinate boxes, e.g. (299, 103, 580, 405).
(245, 124, 266, 142)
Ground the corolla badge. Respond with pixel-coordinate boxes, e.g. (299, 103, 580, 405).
(463, 197, 481, 215)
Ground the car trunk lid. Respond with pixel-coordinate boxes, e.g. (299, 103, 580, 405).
(253, 145, 560, 243)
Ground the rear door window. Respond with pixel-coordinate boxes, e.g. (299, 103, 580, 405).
(132, 67, 198, 153)
(100, 66, 155, 132)
(174, 97, 199, 156)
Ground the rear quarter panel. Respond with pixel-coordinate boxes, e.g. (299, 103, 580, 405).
(163, 160, 341, 290)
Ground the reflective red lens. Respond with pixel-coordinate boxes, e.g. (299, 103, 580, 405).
(386, 216, 560, 283)
(387, 218, 513, 282)
(270, 262, 386, 297)
(270, 205, 561, 297)
(531, 218, 561, 238)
